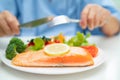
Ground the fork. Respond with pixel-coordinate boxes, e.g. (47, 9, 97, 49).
(50, 15, 80, 26)
(50, 15, 86, 34)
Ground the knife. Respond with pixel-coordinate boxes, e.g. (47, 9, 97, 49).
(19, 16, 53, 28)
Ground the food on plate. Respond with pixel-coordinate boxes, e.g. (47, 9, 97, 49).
(44, 43, 70, 56)
(12, 46, 94, 67)
(82, 45, 98, 57)
(6, 37, 26, 60)
(5, 32, 98, 67)
(27, 37, 44, 50)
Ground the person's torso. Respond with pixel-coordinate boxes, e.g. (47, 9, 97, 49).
(2, 0, 103, 36)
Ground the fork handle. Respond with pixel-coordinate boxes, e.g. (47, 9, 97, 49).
(70, 19, 80, 23)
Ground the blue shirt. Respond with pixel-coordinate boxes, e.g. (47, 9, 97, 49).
(0, 0, 120, 36)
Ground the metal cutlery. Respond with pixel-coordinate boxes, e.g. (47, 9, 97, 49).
(19, 16, 53, 28)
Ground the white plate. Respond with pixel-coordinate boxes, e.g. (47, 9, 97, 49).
(0, 48, 105, 75)
(0, 37, 105, 75)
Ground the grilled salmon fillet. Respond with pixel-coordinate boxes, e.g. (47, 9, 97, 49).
(12, 47, 94, 67)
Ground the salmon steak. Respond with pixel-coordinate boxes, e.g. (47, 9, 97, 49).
(12, 47, 94, 67)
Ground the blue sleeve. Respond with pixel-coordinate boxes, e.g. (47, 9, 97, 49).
(76, 0, 120, 36)
(0, 0, 18, 16)
(83, 0, 120, 21)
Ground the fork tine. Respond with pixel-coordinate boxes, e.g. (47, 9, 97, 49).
(49, 15, 80, 27)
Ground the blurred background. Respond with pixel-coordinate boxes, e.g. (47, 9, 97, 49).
(113, 0, 120, 9)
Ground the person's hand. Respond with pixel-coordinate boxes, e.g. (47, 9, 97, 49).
(0, 11, 20, 37)
(80, 4, 111, 30)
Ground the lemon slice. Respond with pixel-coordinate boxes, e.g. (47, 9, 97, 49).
(44, 43, 70, 56)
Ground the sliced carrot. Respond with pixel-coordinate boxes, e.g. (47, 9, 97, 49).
(57, 33, 65, 43)
(53, 33, 65, 43)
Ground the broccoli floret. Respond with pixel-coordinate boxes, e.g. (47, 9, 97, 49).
(8, 37, 26, 53)
(6, 37, 26, 60)
(6, 44, 18, 60)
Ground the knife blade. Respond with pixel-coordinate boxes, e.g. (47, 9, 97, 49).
(19, 16, 53, 28)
